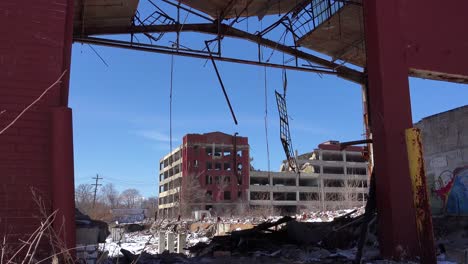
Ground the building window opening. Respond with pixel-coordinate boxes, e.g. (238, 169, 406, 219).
(273, 178, 295, 186)
(250, 177, 269, 185)
(348, 179, 368, 188)
(325, 193, 345, 201)
(346, 167, 367, 175)
(224, 163, 231, 171)
(273, 192, 296, 201)
(214, 148, 222, 157)
(223, 150, 231, 157)
(237, 150, 242, 157)
(323, 166, 344, 174)
(299, 192, 319, 201)
(224, 191, 231, 200)
(299, 178, 318, 187)
(324, 179, 345, 187)
(206, 162, 212, 170)
(251, 192, 270, 200)
(223, 176, 231, 184)
(215, 163, 222, 170)
(206, 175, 212, 185)
(237, 163, 243, 171)
(206, 191, 213, 201)
(206, 148, 213, 156)
(346, 153, 365, 162)
(194, 160, 199, 168)
(237, 175, 242, 185)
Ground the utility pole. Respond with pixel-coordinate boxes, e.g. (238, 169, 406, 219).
(92, 174, 103, 208)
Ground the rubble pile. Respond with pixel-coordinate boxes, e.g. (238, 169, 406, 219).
(187, 210, 379, 263)
(98, 207, 463, 264)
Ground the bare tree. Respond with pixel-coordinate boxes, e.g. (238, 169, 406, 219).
(142, 196, 159, 218)
(120, 188, 142, 208)
(100, 183, 120, 208)
(75, 184, 94, 213)
(215, 175, 231, 201)
(179, 173, 207, 217)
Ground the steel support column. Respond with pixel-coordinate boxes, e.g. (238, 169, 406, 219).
(363, 0, 420, 259)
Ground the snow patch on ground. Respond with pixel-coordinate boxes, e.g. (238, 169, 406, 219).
(100, 233, 159, 257)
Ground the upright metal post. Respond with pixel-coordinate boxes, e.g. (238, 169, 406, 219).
(363, 0, 420, 259)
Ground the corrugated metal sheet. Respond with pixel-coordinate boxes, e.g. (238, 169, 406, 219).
(74, 0, 139, 35)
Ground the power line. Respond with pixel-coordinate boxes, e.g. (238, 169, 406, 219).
(92, 174, 103, 208)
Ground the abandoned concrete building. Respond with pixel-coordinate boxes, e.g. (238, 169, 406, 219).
(415, 105, 468, 216)
(249, 141, 369, 212)
(158, 132, 250, 218)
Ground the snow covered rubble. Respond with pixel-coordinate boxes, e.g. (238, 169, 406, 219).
(99, 207, 365, 258)
(97, 207, 461, 264)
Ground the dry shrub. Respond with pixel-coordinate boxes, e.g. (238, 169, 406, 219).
(1, 188, 76, 263)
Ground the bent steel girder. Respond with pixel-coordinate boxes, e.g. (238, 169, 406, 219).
(74, 14, 364, 83)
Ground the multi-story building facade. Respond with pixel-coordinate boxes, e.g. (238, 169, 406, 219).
(249, 141, 369, 212)
(158, 132, 249, 218)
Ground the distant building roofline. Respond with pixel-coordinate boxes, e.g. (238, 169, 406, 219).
(416, 105, 468, 124)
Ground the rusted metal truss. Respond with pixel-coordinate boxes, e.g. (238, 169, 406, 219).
(73, 0, 364, 84)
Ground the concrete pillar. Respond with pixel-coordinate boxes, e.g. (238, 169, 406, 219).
(158, 232, 166, 254)
(320, 178, 325, 211)
(177, 233, 187, 254)
(166, 232, 175, 253)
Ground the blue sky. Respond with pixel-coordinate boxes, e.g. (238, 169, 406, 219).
(70, 6, 468, 198)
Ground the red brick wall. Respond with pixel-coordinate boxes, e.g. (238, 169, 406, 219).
(182, 132, 250, 207)
(0, 0, 74, 251)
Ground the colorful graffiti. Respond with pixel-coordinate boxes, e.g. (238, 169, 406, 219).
(433, 166, 468, 215)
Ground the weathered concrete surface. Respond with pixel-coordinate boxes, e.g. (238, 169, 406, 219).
(415, 105, 468, 215)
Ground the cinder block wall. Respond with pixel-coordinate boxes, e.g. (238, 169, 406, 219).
(416, 106, 468, 215)
(0, 0, 74, 253)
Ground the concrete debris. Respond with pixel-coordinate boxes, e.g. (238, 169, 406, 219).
(186, 211, 372, 262)
(97, 208, 466, 264)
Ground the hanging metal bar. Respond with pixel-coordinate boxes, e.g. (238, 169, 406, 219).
(205, 40, 238, 125)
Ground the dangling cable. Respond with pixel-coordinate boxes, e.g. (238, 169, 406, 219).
(264, 65, 271, 176)
(260, 21, 271, 181)
(169, 52, 174, 161)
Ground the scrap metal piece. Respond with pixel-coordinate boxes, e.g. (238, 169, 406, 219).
(405, 128, 436, 264)
(275, 90, 298, 173)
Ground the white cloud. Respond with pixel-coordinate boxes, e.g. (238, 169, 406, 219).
(133, 130, 175, 142)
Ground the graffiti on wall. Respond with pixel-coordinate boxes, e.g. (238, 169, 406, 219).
(433, 166, 468, 215)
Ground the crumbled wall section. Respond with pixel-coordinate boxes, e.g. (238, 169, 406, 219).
(0, 0, 74, 247)
(415, 105, 468, 215)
